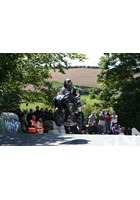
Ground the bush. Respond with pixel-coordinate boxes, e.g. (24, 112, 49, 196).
(82, 103, 102, 123)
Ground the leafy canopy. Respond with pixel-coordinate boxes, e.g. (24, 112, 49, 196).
(0, 53, 87, 110)
(97, 53, 140, 130)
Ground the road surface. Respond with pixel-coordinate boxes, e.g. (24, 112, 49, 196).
(0, 132, 140, 146)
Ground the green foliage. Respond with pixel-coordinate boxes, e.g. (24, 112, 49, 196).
(97, 53, 140, 130)
(81, 95, 102, 122)
(20, 102, 46, 111)
(82, 104, 95, 123)
(89, 87, 102, 95)
(80, 87, 103, 122)
(75, 85, 102, 96)
(81, 95, 99, 104)
(89, 92, 96, 99)
(0, 53, 86, 110)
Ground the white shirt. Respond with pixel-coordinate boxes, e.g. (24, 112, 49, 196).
(88, 114, 95, 124)
(111, 114, 118, 123)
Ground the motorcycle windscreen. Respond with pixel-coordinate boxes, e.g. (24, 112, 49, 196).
(56, 95, 64, 101)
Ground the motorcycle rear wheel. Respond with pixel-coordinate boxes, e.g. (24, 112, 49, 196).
(54, 108, 65, 127)
(70, 113, 84, 134)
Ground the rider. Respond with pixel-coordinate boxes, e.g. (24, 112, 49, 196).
(59, 78, 80, 122)
(59, 78, 79, 96)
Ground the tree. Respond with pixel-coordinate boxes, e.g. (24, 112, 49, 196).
(0, 53, 86, 110)
(97, 53, 140, 131)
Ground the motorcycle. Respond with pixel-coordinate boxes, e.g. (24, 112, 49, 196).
(53, 93, 84, 134)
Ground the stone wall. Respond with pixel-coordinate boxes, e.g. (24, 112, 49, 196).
(0, 112, 21, 134)
(43, 120, 66, 134)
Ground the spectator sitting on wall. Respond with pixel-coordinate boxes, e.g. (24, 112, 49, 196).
(111, 124, 119, 135)
(97, 122, 104, 134)
(118, 124, 121, 134)
(87, 123, 94, 134)
(126, 127, 132, 135)
(29, 115, 37, 127)
(81, 121, 89, 134)
(87, 121, 98, 134)
(119, 127, 126, 135)
(92, 121, 98, 134)
(36, 118, 44, 133)
(28, 115, 37, 133)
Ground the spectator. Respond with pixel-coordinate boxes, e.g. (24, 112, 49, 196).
(44, 108, 49, 121)
(127, 127, 132, 135)
(89, 121, 97, 134)
(19, 115, 28, 133)
(111, 124, 119, 135)
(26, 108, 34, 125)
(47, 109, 54, 120)
(86, 121, 98, 134)
(36, 118, 44, 133)
(99, 109, 106, 133)
(81, 122, 89, 134)
(105, 109, 111, 133)
(110, 111, 118, 128)
(34, 106, 41, 122)
(120, 127, 126, 135)
(97, 122, 104, 134)
(87, 123, 94, 134)
(118, 124, 121, 134)
(28, 115, 36, 126)
(40, 108, 46, 121)
(88, 112, 96, 125)
(15, 108, 24, 120)
(28, 115, 37, 133)
(92, 121, 98, 134)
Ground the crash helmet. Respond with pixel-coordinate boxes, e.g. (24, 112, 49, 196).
(64, 78, 73, 89)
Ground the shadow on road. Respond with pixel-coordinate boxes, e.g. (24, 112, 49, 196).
(0, 133, 73, 146)
(60, 139, 90, 145)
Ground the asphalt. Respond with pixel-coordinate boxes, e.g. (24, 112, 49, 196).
(0, 132, 140, 146)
